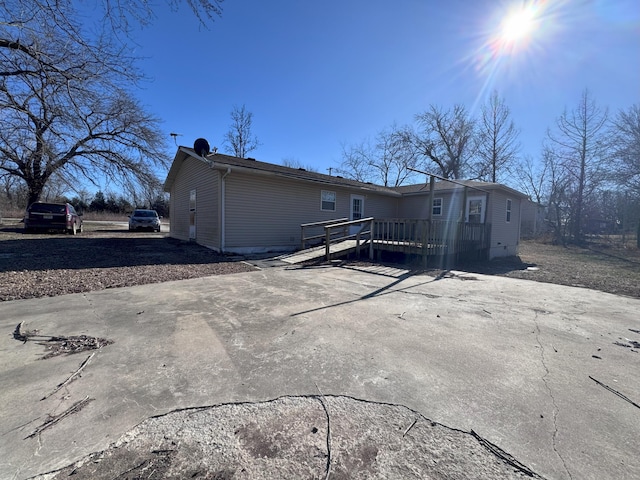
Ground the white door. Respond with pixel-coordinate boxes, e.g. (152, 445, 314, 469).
(466, 196, 486, 223)
(189, 189, 196, 239)
(350, 194, 365, 235)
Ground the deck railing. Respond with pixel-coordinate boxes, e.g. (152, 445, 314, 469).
(299, 218, 490, 264)
(373, 219, 491, 263)
(324, 217, 374, 260)
(300, 218, 348, 249)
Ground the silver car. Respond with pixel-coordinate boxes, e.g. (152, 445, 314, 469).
(128, 209, 161, 232)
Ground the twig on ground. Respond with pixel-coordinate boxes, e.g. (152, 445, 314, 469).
(402, 418, 418, 437)
(41, 353, 95, 400)
(470, 430, 540, 478)
(26, 396, 93, 439)
(315, 382, 333, 480)
(13, 321, 28, 343)
(12, 322, 113, 358)
(589, 376, 640, 410)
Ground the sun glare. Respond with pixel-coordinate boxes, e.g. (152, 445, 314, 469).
(501, 7, 537, 42)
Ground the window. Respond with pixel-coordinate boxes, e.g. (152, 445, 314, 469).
(466, 197, 485, 223)
(432, 198, 442, 216)
(321, 190, 336, 211)
(506, 199, 512, 223)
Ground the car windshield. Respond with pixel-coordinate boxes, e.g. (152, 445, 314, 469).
(29, 203, 66, 214)
(133, 210, 157, 217)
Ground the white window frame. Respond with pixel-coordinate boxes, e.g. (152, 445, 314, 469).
(506, 198, 512, 223)
(321, 190, 336, 211)
(465, 196, 486, 224)
(432, 197, 443, 216)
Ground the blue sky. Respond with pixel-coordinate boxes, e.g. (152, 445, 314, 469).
(133, 0, 640, 183)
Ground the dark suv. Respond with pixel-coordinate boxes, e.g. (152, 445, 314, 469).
(24, 202, 83, 234)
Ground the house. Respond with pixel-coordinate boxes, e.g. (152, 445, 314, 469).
(163, 146, 528, 259)
(520, 199, 548, 238)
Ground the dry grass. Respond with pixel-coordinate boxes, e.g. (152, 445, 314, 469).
(460, 236, 640, 298)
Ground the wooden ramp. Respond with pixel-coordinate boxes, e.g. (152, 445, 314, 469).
(276, 240, 361, 264)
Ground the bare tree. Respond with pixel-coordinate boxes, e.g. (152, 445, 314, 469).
(0, 0, 223, 205)
(1, 1, 223, 80)
(336, 141, 374, 183)
(337, 125, 419, 187)
(0, 20, 168, 205)
(222, 104, 261, 158)
(547, 90, 609, 242)
(610, 104, 640, 197)
(544, 148, 573, 244)
(475, 91, 520, 182)
(412, 105, 476, 179)
(514, 153, 548, 205)
(280, 157, 318, 172)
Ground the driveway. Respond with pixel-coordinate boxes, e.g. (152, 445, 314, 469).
(1, 264, 639, 479)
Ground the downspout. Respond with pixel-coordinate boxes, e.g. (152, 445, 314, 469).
(221, 167, 231, 252)
(517, 197, 522, 250)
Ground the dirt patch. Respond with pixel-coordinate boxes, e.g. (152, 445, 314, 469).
(33, 396, 542, 480)
(460, 239, 640, 298)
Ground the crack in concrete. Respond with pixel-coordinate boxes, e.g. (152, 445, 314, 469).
(533, 313, 573, 480)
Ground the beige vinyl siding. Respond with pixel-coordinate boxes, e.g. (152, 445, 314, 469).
(487, 191, 520, 258)
(223, 173, 397, 250)
(169, 157, 220, 249)
(399, 191, 467, 222)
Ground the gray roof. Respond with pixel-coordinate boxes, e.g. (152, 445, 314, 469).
(164, 148, 401, 196)
(164, 148, 528, 199)
(394, 179, 528, 198)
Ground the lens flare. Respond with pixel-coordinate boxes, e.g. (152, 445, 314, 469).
(501, 6, 537, 43)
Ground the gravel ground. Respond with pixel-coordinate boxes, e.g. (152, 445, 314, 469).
(1, 219, 638, 300)
(0, 221, 256, 301)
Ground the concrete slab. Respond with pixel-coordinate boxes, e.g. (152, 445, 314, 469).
(1, 265, 639, 479)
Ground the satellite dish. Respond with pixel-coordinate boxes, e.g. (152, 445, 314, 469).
(193, 138, 210, 157)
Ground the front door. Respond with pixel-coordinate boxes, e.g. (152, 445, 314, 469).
(350, 194, 365, 235)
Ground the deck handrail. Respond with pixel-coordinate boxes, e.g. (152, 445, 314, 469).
(324, 217, 374, 260)
(300, 217, 348, 249)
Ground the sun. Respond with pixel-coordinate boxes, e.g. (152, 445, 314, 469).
(500, 6, 537, 43)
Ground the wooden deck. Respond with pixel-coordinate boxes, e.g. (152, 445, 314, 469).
(372, 219, 491, 263)
(291, 218, 491, 266)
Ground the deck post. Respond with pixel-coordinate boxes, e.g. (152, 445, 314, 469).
(325, 228, 331, 261)
(369, 219, 374, 259)
(421, 220, 429, 268)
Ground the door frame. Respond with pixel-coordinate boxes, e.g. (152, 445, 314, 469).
(350, 194, 365, 235)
